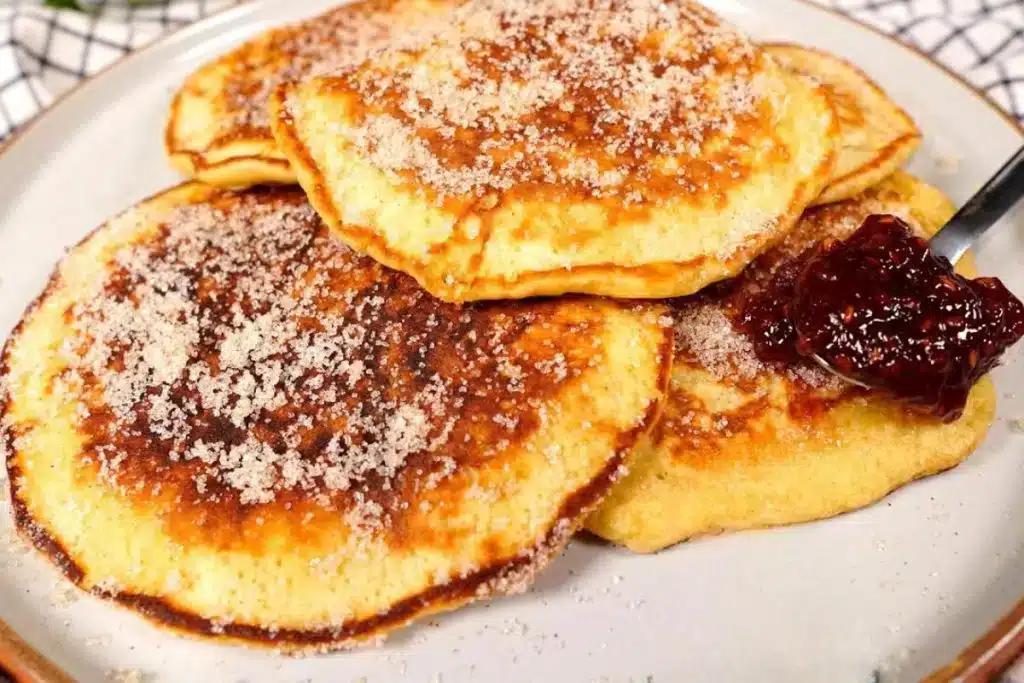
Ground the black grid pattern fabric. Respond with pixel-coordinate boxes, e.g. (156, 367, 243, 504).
(0, 0, 235, 138)
(0, 0, 1022, 140)
(819, 0, 1024, 119)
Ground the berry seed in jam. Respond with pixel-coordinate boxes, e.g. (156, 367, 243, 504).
(787, 214, 1024, 421)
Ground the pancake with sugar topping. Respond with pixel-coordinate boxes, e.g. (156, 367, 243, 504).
(586, 172, 996, 553)
(166, 0, 452, 188)
(765, 43, 921, 206)
(270, 0, 837, 302)
(0, 184, 671, 648)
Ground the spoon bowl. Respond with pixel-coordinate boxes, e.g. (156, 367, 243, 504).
(810, 353, 870, 388)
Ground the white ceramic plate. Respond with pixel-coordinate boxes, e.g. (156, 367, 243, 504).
(1, 1, 1023, 681)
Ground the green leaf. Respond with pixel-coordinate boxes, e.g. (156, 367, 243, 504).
(43, 0, 84, 10)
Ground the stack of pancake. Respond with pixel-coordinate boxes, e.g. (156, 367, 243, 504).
(1, 0, 996, 651)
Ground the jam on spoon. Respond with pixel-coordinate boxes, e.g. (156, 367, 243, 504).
(740, 214, 1024, 422)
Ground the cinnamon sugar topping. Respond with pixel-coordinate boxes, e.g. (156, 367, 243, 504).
(222, 0, 431, 131)
(45, 189, 599, 539)
(313, 0, 773, 201)
(673, 303, 761, 381)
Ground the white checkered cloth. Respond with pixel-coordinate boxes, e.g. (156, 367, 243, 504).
(0, 0, 1024, 680)
(0, 0, 236, 135)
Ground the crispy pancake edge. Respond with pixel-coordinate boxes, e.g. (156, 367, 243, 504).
(765, 42, 922, 206)
(0, 182, 675, 649)
(586, 379, 996, 554)
(165, 91, 296, 188)
(163, 0, 458, 190)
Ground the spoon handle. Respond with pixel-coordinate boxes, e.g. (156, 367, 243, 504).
(930, 145, 1024, 265)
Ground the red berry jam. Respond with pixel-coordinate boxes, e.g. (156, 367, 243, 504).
(742, 214, 1024, 421)
(736, 257, 804, 365)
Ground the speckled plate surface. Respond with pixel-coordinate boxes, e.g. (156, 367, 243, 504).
(1, 1, 1023, 681)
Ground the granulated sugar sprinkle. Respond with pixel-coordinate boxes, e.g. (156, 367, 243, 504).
(34, 190, 592, 543)
(318, 0, 771, 201)
(673, 303, 762, 381)
(222, 1, 424, 130)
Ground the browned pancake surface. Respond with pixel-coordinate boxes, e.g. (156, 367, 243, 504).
(68, 191, 598, 548)
(166, 0, 452, 186)
(2, 184, 671, 647)
(318, 1, 774, 206)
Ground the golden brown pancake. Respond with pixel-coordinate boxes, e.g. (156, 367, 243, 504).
(765, 43, 922, 206)
(166, 0, 453, 188)
(586, 171, 997, 553)
(0, 184, 671, 649)
(270, 0, 837, 303)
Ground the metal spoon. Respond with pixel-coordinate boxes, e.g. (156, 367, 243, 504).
(810, 145, 1024, 386)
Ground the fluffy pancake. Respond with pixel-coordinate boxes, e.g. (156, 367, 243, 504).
(0, 184, 671, 649)
(166, 0, 451, 188)
(586, 171, 997, 553)
(765, 43, 922, 206)
(270, 0, 837, 303)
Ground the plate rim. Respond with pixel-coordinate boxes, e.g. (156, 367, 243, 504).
(0, 1, 1021, 681)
